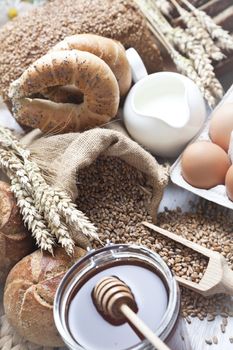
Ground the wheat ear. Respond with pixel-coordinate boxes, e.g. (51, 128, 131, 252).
(170, 0, 224, 61)
(180, 0, 233, 51)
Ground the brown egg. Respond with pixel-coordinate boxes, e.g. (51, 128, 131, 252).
(225, 165, 233, 201)
(209, 103, 233, 151)
(181, 141, 230, 189)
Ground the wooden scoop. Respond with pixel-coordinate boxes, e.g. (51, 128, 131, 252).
(93, 276, 171, 350)
(143, 222, 233, 297)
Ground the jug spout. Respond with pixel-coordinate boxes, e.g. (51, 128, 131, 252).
(131, 73, 191, 129)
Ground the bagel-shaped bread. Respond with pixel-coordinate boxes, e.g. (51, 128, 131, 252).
(9, 50, 120, 133)
(50, 34, 132, 97)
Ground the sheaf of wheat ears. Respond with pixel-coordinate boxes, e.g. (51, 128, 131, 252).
(0, 142, 74, 255)
(0, 148, 55, 253)
(169, 0, 224, 62)
(0, 144, 69, 254)
(180, 0, 233, 51)
(0, 127, 98, 252)
(24, 160, 99, 242)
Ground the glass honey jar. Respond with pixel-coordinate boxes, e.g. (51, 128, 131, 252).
(54, 244, 192, 350)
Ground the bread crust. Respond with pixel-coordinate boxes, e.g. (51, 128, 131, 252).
(4, 247, 86, 347)
(9, 50, 120, 133)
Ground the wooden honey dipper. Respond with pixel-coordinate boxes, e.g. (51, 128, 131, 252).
(93, 276, 171, 350)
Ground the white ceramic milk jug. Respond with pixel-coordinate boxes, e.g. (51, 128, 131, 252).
(123, 49, 206, 158)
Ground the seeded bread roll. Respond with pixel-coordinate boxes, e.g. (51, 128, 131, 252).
(9, 50, 120, 133)
(4, 247, 86, 347)
(0, 181, 35, 283)
(50, 34, 132, 97)
(0, 0, 163, 102)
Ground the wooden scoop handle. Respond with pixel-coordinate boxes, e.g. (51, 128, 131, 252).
(120, 304, 171, 350)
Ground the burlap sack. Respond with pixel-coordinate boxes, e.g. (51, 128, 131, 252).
(22, 127, 169, 221)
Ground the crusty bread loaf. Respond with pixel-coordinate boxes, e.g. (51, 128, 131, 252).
(0, 181, 35, 283)
(4, 246, 86, 347)
(0, 0, 163, 102)
(9, 50, 120, 133)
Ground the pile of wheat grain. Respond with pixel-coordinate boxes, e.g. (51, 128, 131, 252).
(76, 156, 233, 323)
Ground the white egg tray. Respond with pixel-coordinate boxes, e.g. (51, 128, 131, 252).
(170, 84, 233, 210)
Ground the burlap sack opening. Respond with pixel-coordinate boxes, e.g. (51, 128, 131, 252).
(22, 127, 169, 222)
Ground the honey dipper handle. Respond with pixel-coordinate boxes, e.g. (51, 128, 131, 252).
(120, 304, 171, 350)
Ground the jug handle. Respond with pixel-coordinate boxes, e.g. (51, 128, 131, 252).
(126, 48, 148, 83)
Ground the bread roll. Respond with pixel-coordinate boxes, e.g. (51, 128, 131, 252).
(0, 181, 35, 283)
(0, 0, 163, 103)
(49, 34, 132, 97)
(9, 50, 120, 133)
(4, 247, 86, 347)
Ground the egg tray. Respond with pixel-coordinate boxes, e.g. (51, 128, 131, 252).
(170, 84, 233, 210)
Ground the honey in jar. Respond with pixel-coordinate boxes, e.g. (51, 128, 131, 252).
(54, 244, 192, 350)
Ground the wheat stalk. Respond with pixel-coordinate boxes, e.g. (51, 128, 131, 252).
(0, 127, 98, 254)
(170, 0, 224, 61)
(180, 0, 233, 51)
